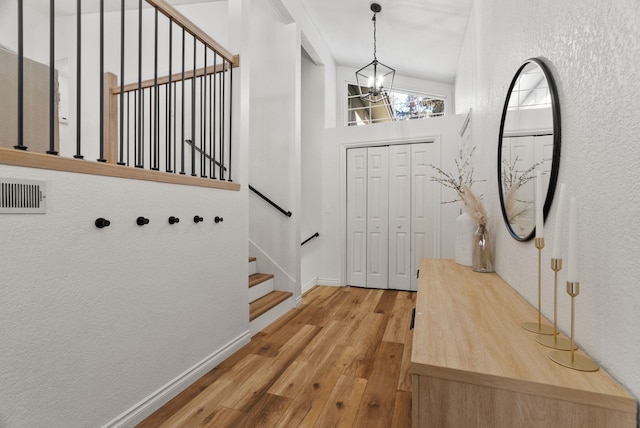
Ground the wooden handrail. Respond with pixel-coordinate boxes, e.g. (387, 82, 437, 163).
(145, 0, 239, 67)
(112, 63, 230, 95)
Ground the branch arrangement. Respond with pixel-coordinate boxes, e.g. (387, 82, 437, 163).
(501, 157, 546, 224)
(431, 146, 487, 226)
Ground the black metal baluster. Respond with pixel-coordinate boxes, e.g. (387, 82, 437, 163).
(191, 36, 196, 176)
(220, 60, 226, 180)
(152, 7, 159, 170)
(136, 0, 143, 168)
(47, 0, 58, 155)
(201, 49, 206, 177)
(15, 0, 26, 150)
(212, 52, 217, 179)
(73, 0, 83, 159)
(164, 84, 168, 170)
(167, 18, 173, 172)
(173, 81, 177, 174)
(117, 0, 125, 165)
(126, 92, 130, 166)
(141, 89, 145, 166)
(180, 28, 185, 175)
(228, 64, 233, 181)
(134, 90, 137, 166)
(97, 0, 106, 162)
(149, 87, 152, 167)
(208, 72, 212, 179)
(200, 73, 205, 177)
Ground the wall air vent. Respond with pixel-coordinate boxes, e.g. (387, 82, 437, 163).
(0, 178, 47, 214)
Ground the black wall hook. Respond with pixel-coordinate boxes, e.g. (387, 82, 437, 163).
(137, 216, 150, 226)
(214, 216, 224, 224)
(168, 216, 180, 225)
(95, 218, 111, 228)
(194, 216, 204, 223)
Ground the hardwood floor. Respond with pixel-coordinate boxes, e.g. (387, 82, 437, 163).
(137, 286, 416, 428)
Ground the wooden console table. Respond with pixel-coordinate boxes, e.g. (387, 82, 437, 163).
(410, 259, 636, 427)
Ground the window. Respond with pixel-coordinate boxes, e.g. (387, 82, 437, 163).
(347, 84, 445, 126)
(507, 66, 551, 111)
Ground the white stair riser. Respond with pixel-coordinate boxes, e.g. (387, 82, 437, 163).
(249, 296, 294, 336)
(249, 278, 274, 302)
(249, 260, 257, 276)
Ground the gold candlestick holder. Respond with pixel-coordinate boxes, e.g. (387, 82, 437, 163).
(536, 258, 576, 350)
(522, 237, 555, 335)
(549, 281, 599, 371)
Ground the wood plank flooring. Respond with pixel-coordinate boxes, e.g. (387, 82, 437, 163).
(137, 286, 416, 428)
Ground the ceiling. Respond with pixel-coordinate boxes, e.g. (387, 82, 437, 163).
(44, 0, 472, 84)
(298, 0, 473, 84)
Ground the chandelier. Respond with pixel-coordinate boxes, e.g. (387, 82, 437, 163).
(355, 3, 395, 103)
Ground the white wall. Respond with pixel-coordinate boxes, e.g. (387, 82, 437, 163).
(247, 0, 300, 297)
(247, 0, 337, 300)
(455, 0, 640, 410)
(319, 115, 464, 286)
(0, 2, 251, 427)
(300, 48, 324, 293)
(0, 2, 50, 64)
(0, 166, 248, 428)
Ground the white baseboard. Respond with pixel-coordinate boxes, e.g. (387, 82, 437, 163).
(317, 278, 341, 287)
(102, 330, 251, 428)
(301, 276, 318, 295)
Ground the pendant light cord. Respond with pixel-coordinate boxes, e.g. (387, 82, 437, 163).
(372, 13, 377, 60)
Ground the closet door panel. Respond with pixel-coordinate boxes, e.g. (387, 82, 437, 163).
(389, 144, 412, 291)
(411, 143, 435, 290)
(346, 148, 368, 287)
(367, 146, 389, 289)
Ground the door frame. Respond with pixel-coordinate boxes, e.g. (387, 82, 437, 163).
(340, 136, 442, 289)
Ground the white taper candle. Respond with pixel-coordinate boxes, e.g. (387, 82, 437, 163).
(536, 170, 544, 238)
(567, 197, 578, 282)
(552, 184, 566, 259)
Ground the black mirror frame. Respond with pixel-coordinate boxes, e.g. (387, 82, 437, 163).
(497, 58, 561, 242)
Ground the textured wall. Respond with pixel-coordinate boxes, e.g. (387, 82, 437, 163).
(456, 0, 640, 407)
(0, 166, 248, 427)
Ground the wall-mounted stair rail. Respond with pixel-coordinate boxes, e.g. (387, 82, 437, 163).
(248, 185, 292, 218)
(4, 0, 239, 185)
(301, 232, 319, 246)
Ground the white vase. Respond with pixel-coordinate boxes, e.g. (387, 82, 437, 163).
(455, 212, 475, 266)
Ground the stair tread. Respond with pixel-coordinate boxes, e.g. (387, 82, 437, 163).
(249, 273, 274, 288)
(249, 291, 293, 321)
(249, 257, 256, 263)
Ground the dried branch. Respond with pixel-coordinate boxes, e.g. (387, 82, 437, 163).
(430, 146, 487, 225)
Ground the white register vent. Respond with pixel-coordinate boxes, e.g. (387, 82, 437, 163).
(0, 178, 47, 214)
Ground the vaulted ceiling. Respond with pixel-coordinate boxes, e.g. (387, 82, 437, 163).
(298, 0, 474, 84)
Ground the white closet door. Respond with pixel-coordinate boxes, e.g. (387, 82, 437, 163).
(507, 136, 535, 203)
(366, 146, 389, 289)
(346, 148, 368, 287)
(388, 145, 412, 291)
(411, 143, 435, 290)
(534, 134, 554, 193)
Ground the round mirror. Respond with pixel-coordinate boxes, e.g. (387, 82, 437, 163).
(497, 58, 561, 241)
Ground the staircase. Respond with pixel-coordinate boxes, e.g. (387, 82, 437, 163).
(248, 257, 293, 335)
